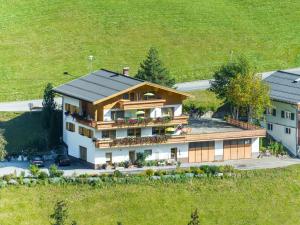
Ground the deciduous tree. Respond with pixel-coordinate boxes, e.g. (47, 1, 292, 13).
(210, 56, 250, 101)
(135, 47, 175, 87)
(227, 72, 270, 122)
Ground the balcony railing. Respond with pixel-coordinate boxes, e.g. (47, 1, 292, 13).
(95, 135, 186, 148)
(226, 117, 260, 130)
(118, 99, 166, 110)
(96, 115, 189, 130)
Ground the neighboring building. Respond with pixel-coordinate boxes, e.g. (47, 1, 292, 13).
(53, 68, 265, 169)
(263, 68, 300, 156)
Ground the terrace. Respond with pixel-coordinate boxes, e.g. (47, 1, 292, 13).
(95, 118, 266, 149)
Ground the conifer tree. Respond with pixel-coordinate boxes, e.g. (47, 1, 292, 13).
(135, 47, 175, 87)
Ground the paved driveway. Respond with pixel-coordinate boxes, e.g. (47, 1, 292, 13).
(0, 157, 299, 177)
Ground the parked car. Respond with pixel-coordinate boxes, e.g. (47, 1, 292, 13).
(55, 155, 71, 166)
(30, 155, 45, 167)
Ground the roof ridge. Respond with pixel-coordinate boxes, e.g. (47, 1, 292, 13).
(100, 68, 145, 82)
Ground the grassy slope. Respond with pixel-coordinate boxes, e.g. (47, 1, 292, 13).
(0, 112, 46, 153)
(1, 166, 300, 224)
(1, 0, 300, 101)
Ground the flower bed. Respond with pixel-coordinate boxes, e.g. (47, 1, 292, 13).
(0, 165, 236, 188)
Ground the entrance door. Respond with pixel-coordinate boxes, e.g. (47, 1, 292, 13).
(79, 146, 87, 161)
(171, 148, 178, 161)
(129, 151, 136, 163)
(105, 152, 112, 165)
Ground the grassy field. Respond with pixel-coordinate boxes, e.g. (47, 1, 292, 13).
(1, 165, 300, 225)
(0, 112, 46, 154)
(1, 0, 300, 101)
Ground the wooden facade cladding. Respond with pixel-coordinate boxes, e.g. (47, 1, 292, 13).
(95, 129, 266, 149)
(118, 99, 166, 110)
(96, 115, 189, 130)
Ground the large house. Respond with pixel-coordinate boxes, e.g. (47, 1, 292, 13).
(53, 68, 265, 169)
(263, 68, 300, 156)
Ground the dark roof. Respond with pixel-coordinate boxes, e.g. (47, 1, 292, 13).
(53, 69, 143, 102)
(264, 68, 300, 104)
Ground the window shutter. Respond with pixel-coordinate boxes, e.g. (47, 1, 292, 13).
(281, 111, 284, 118)
(291, 113, 295, 120)
(272, 109, 276, 116)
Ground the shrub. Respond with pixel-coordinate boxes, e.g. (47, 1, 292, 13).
(49, 164, 64, 177)
(38, 171, 49, 180)
(145, 169, 154, 177)
(2, 174, 14, 182)
(29, 164, 40, 177)
(113, 170, 123, 178)
(219, 165, 235, 173)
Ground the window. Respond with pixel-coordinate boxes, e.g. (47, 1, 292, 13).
(152, 127, 165, 135)
(267, 123, 273, 131)
(170, 148, 177, 160)
(285, 127, 291, 134)
(66, 122, 75, 132)
(111, 110, 125, 120)
(65, 103, 79, 114)
(266, 108, 272, 115)
(130, 93, 135, 101)
(281, 111, 295, 120)
(102, 130, 116, 139)
(105, 153, 112, 164)
(127, 128, 141, 137)
(162, 107, 174, 117)
(123, 93, 129, 100)
(79, 126, 94, 138)
(272, 108, 276, 116)
(144, 149, 152, 156)
(79, 146, 87, 161)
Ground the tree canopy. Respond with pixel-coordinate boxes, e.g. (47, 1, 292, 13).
(210, 56, 250, 101)
(227, 72, 271, 122)
(135, 47, 175, 87)
(42, 83, 56, 130)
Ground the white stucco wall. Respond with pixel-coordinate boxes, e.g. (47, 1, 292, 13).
(63, 115, 96, 164)
(263, 100, 298, 155)
(251, 137, 259, 153)
(63, 96, 80, 107)
(94, 143, 189, 165)
(103, 109, 112, 121)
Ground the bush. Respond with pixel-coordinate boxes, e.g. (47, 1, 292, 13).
(113, 170, 123, 178)
(38, 171, 49, 180)
(49, 164, 64, 177)
(219, 165, 235, 173)
(145, 169, 154, 177)
(29, 164, 40, 177)
(2, 174, 15, 182)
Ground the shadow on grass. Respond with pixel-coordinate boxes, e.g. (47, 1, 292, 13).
(0, 112, 46, 154)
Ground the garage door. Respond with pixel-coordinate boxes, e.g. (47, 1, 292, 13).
(223, 139, 252, 160)
(188, 141, 215, 163)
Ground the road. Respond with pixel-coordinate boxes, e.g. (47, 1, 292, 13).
(0, 71, 275, 112)
(0, 98, 62, 112)
(0, 156, 299, 177)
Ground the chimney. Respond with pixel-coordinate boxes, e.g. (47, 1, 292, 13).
(123, 67, 130, 76)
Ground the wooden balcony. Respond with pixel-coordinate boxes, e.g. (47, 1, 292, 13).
(118, 99, 166, 110)
(95, 128, 266, 149)
(96, 115, 189, 130)
(95, 135, 186, 149)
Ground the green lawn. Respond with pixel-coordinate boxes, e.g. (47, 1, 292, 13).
(1, 0, 300, 101)
(0, 112, 46, 154)
(1, 166, 300, 225)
